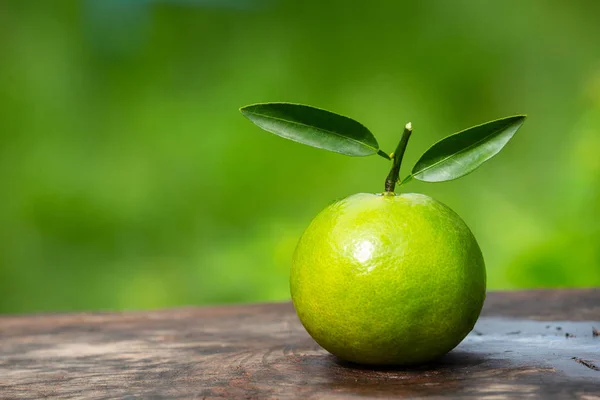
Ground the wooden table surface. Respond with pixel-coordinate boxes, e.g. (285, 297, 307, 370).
(1, 289, 599, 399)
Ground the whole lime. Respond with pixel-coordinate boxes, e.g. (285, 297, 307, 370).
(290, 192, 486, 365)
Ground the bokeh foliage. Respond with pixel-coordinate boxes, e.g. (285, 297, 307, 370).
(1, 0, 599, 313)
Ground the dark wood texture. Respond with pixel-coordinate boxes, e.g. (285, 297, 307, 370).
(1, 289, 599, 399)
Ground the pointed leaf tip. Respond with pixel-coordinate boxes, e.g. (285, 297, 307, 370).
(411, 115, 526, 182)
(240, 102, 380, 156)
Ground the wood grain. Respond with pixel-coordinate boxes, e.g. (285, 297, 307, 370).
(1, 289, 599, 399)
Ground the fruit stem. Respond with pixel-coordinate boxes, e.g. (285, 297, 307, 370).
(384, 122, 412, 193)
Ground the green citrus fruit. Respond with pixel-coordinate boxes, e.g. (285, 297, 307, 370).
(290, 192, 486, 365)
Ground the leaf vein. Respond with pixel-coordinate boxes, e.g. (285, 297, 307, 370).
(413, 121, 519, 177)
(243, 110, 378, 152)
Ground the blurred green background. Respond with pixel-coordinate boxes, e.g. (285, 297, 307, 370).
(1, 0, 599, 314)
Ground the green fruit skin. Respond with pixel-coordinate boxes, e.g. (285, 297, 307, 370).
(290, 193, 486, 366)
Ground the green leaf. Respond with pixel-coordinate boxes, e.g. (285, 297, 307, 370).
(240, 102, 381, 157)
(410, 115, 526, 182)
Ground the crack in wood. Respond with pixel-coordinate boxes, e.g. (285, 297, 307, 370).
(572, 357, 600, 372)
